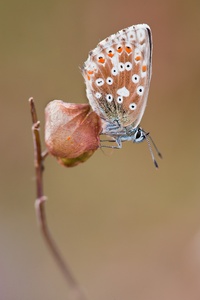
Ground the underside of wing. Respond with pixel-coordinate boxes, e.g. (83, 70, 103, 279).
(82, 24, 152, 129)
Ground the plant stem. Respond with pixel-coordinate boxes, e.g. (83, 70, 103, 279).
(29, 97, 87, 300)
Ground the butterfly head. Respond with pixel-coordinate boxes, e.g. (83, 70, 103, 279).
(131, 127, 146, 143)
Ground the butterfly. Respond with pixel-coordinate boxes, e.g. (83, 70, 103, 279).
(82, 24, 161, 167)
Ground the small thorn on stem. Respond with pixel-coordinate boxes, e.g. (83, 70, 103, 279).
(35, 196, 47, 209)
(29, 97, 34, 104)
(34, 121, 40, 129)
(42, 149, 49, 160)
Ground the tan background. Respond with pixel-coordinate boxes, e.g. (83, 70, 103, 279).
(1, 0, 200, 299)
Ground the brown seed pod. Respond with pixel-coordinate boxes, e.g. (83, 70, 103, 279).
(45, 100, 102, 167)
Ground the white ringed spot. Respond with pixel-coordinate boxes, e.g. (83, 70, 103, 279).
(95, 92, 102, 99)
(106, 77, 113, 85)
(137, 86, 144, 96)
(106, 94, 113, 102)
(117, 96, 123, 104)
(129, 103, 137, 110)
(132, 74, 140, 83)
(119, 62, 125, 72)
(125, 62, 132, 71)
(96, 78, 104, 87)
(111, 67, 118, 76)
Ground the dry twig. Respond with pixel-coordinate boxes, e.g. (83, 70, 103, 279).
(29, 97, 87, 300)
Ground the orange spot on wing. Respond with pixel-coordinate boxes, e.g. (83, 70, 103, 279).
(117, 47, 123, 53)
(108, 53, 114, 58)
(88, 70, 94, 75)
(125, 46, 132, 54)
(98, 58, 105, 63)
(135, 56, 141, 61)
(66, 136, 71, 141)
(87, 75, 91, 80)
(142, 65, 147, 72)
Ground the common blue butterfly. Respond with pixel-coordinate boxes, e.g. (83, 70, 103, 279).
(82, 24, 161, 167)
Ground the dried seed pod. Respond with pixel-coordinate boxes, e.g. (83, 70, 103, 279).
(45, 100, 102, 167)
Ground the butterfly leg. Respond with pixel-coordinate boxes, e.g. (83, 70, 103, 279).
(100, 137, 122, 149)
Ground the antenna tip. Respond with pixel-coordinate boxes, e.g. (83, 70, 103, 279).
(154, 159, 159, 169)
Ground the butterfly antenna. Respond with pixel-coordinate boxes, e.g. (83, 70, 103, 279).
(144, 133, 159, 168)
(147, 133, 162, 159)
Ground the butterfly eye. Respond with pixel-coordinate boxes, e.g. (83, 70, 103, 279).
(117, 96, 123, 104)
(136, 131, 141, 139)
(125, 62, 132, 71)
(111, 67, 118, 76)
(106, 94, 113, 102)
(119, 63, 125, 72)
(129, 103, 137, 110)
(132, 74, 140, 83)
(96, 78, 104, 86)
(137, 86, 144, 96)
(106, 77, 113, 85)
(95, 92, 102, 99)
(134, 129, 145, 143)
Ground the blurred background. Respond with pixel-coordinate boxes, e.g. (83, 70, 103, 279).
(1, 0, 200, 299)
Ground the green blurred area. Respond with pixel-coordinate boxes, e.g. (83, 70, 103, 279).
(1, 0, 200, 299)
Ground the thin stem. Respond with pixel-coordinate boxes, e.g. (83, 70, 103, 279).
(29, 97, 87, 300)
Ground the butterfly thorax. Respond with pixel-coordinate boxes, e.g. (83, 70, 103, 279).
(101, 119, 146, 144)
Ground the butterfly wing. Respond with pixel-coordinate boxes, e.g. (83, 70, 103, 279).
(82, 24, 152, 130)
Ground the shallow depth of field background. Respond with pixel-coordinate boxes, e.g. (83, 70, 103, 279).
(1, 1, 200, 299)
